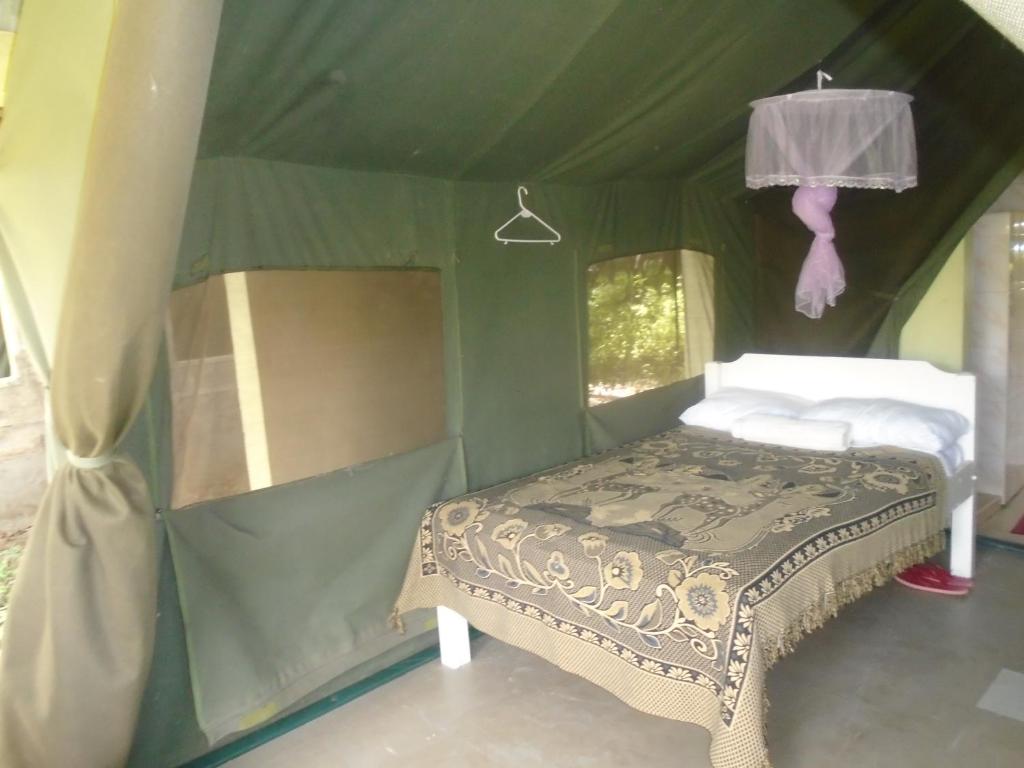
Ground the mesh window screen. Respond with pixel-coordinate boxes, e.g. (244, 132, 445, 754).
(168, 269, 446, 508)
(168, 275, 248, 507)
(587, 250, 713, 406)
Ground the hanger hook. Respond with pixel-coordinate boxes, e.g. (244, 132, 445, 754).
(517, 185, 528, 211)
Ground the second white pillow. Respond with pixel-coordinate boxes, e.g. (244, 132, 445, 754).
(800, 397, 968, 453)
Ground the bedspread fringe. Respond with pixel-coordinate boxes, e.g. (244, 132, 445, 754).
(754, 531, 943, 768)
(762, 531, 945, 670)
(389, 608, 405, 634)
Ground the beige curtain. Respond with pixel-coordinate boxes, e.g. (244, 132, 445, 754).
(0, 2, 222, 767)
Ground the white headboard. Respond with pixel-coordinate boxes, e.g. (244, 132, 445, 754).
(705, 354, 976, 462)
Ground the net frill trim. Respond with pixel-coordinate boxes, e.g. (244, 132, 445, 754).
(754, 531, 945, 768)
(749, 88, 913, 107)
(746, 174, 917, 192)
(760, 531, 943, 668)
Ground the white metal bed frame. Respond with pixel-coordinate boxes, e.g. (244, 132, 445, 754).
(437, 354, 977, 669)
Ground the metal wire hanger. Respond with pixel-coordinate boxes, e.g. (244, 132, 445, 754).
(494, 186, 562, 245)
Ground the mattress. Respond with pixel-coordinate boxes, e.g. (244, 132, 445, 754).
(393, 425, 947, 768)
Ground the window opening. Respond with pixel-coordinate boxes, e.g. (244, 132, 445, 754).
(587, 250, 713, 406)
(168, 269, 446, 507)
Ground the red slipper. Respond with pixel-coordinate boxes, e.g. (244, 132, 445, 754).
(912, 563, 974, 589)
(895, 563, 971, 595)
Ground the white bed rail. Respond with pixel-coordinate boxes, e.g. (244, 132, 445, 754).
(437, 605, 471, 669)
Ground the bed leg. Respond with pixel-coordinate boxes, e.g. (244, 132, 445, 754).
(437, 606, 471, 669)
(949, 496, 975, 580)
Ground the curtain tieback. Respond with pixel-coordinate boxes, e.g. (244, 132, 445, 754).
(66, 452, 115, 470)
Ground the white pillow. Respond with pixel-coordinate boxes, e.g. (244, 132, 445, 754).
(680, 387, 813, 431)
(936, 443, 965, 476)
(731, 414, 850, 452)
(800, 398, 968, 454)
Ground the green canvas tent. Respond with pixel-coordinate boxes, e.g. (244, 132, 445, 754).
(0, 1, 1021, 766)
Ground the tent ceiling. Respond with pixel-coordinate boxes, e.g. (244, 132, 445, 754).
(198, 0, 885, 184)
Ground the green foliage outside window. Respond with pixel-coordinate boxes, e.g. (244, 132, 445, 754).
(587, 252, 685, 405)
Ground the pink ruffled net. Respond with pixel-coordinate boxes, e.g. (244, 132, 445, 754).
(792, 185, 844, 319)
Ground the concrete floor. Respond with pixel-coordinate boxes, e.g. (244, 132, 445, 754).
(228, 545, 1024, 768)
(980, 491, 1024, 549)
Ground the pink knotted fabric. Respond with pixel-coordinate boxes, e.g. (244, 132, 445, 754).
(791, 185, 843, 319)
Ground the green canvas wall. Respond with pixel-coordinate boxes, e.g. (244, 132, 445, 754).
(750, 3, 1024, 355)
(130, 156, 751, 760)
(198, 0, 881, 183)
(164, 158, 753, 490)
(125, 0, 1024, 762)
(182, 0, 1024, 362)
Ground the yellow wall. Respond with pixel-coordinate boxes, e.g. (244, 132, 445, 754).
(899, 240, 966, 371)
(0, 0, 116, 362)
(0, 30, 15, 106)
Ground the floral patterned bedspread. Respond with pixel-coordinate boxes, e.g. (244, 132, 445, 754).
(393, 426, 946, 768)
